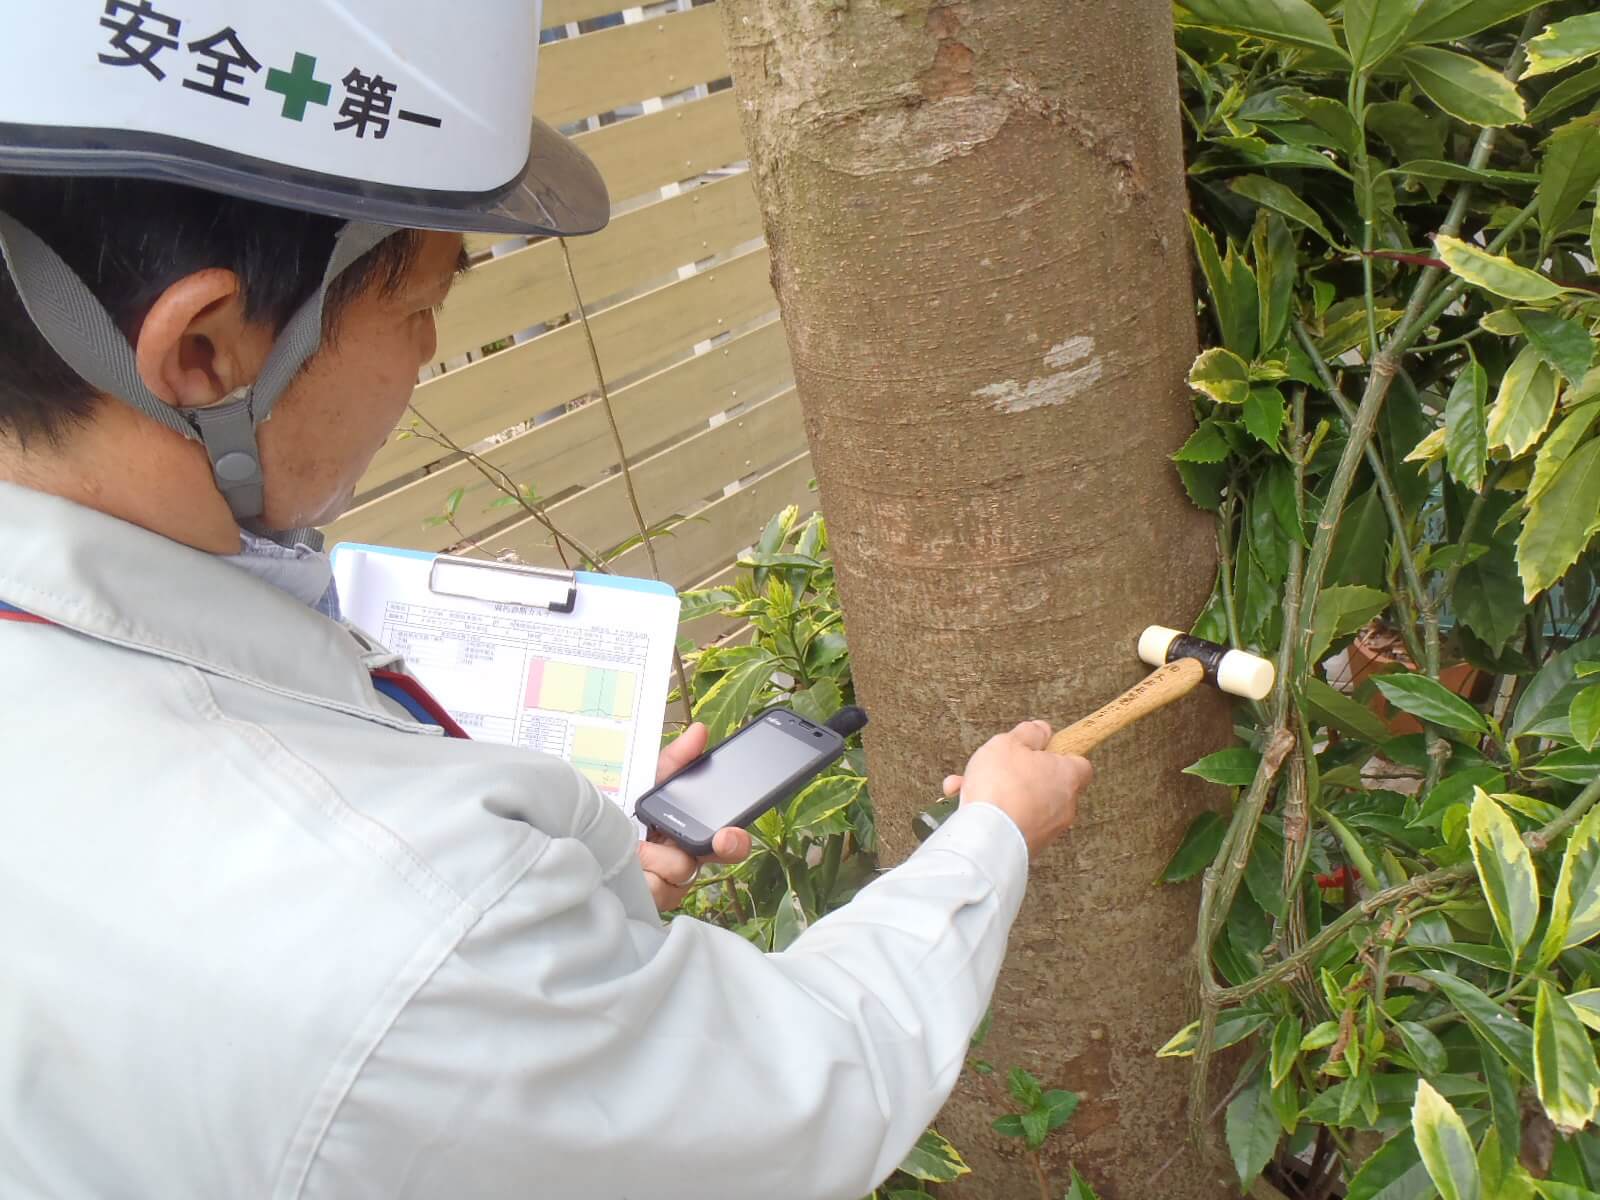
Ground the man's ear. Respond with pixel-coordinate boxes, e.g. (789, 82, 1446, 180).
(133, 269, 270, 410)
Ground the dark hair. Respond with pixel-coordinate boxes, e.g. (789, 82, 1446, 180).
(0, 176, 420, 447)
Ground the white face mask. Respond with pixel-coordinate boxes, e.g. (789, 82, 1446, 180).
(224, 529, 340, 619)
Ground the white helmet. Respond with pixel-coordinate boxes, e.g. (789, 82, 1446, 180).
(0, 0, 608, 534)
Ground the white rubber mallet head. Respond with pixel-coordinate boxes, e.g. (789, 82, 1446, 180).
(1137, 626, 1275, 701)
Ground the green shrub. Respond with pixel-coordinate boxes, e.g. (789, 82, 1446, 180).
(1169, 1, 1600, 1193)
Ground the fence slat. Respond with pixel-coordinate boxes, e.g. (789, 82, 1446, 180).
(330, 319, 791, 550)
(484, 387, 803, 565)
(464, 90, 745, 256)
(607, 452, 818, 586)
(362, 246, 777, 491)
(537, 4, 728, 128)
(438, 172, 760, 361)
(543, 0, 624, 29)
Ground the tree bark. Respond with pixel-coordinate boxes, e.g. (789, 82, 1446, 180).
(718, 3, 1232, 1197)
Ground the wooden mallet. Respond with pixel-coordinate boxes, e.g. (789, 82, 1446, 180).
(913, 626, 1275, 838)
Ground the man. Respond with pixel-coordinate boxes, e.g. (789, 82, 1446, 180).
(0, 4, 1092, 1197)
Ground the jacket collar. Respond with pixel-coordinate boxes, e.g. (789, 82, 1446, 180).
(0, 481, 420, 731)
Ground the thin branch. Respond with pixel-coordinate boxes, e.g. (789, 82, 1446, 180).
(403, 406, 599, 570)
(1211, 775, 1600, 1005)
(559, 238, 695, 726)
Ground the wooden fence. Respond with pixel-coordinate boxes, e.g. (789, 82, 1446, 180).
(324, 0, 808, 645)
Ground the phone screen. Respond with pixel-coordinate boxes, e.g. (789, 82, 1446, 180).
(652, 715, 828, 828)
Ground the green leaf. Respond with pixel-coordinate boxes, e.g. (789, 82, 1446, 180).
(1539, 117, 1600, 251)
(1189, 346, 1253, 405)
(1230, 174, 1342, 247)
(896, 1129, 971, 1183)
(1488, 345, 1561, 458)
(1518, 438, 1600, 601)
(1309, 585, 1390, 662)
(1007, 1066, 1043, 1108)
(1395, 940, 1513, 971)
(786, 772, 864, 833)
(1043, 1088, 1081, 1131)
(991, 1113, 1025, 1139)
(1531, 404, 1600, 507)
(1326, 485, 1389, 587)
(1324, 808, 1383, 891)
(1345, 0, 1421, 69)
(1529, 64, 1600, 124)
(1184, 746, 1262, 786)
(1531, 747, 1600, 783)
(1468, 788, 1541, 966)
(1534, 1182, 1600, 1200)
(1419, 969, 1535, 1075)
(692, 652, 780, 745)
(1176, 459, 1228, 511)
(1271, 1014, 1303, 1087)
(1178, 0, 1344, 52)
(1283, 95, 1363, 156)
(1574, 687, 1600, 752)
(1405, 0, 1546, 45)
(1412, 1077, 1482, 1200)
(1173, 418, 1234, 463)
(678, 587, 740, 622)
(770, 887, 808, 951)
(1569, 989, 1600, 1033)
(1540, 806, 1600, 968)
(1397, 1020, 1449, 1076)
(1435, 236, 1562, 304)
(1019, 1107, 1048, 1148)
(1244, 385, 1287, 447)
(1157, 1010, 1272, 1057)
(1477, 1035, 1523, 1182)
(1303, 675, 1393, 743)
(1526, 14, 1600, 79)
(1346, 1132, 1437, 1200)
(737, 552, 825, 571)
(1159, 810, 1228, 883)
(1226, 1069, 1281, 1187)
(1518, 309, 1596, 387)
(1302, 1020, 1340, 1051)
(1403, 45, 1527, 127)
(1513, 635, 1600, 738)
(1406, 427, 1447, 466)
(1535, 981, 1600, 1132)
(1445, 351, 1490, 491)
(1374, 674, 1489, 733)
(1188, 216, 1258, 357)
(1391, 159, 1540, 187)
(1455, 540, 1525, 655)
(1253, 212, 1298, 352)
(1369, 101, 1448, 163)
(1064, 1168, 1103, 1200)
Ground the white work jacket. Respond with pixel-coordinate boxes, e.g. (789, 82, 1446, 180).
(0, 481, 1031, 1200)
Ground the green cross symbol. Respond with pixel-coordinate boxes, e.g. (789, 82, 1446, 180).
(265, 52, 332, 122)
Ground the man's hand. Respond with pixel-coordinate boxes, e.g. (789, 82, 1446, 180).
(941, 720, 1091, 858)
(638, 722, 753, 912)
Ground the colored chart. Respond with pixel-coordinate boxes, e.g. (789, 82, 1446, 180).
(524, 659, 637, 720)
(571, 727, 628, 796)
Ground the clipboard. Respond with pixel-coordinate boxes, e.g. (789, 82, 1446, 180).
(330, 542, 680, 807)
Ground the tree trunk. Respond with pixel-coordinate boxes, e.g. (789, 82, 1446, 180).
(718, 3, 1233, 1197)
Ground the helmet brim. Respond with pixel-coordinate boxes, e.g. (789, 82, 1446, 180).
(0, 113, 609, 238)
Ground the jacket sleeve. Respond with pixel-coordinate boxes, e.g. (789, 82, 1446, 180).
(301, 802, 1030, 1200)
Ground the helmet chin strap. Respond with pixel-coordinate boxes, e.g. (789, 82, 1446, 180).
(0, 210, 396, 549)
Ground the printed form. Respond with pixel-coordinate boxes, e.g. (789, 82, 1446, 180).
(331, 544, 679, 806)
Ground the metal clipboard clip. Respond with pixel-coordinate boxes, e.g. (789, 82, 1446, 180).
(427, 554, 577, 614)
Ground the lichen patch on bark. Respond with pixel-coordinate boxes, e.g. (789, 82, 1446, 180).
(973, 336, 1104, 413)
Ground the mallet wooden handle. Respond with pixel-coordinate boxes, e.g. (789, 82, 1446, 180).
(1044, 658, 1207, 757)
